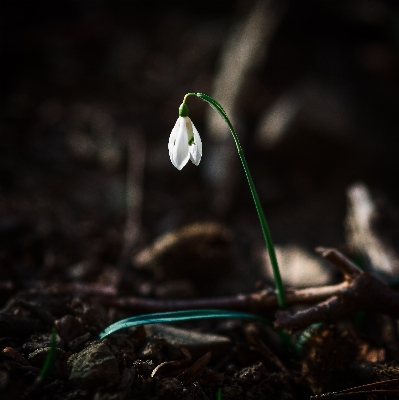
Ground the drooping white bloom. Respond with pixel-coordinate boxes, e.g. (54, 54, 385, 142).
(168, 115, 202, 170)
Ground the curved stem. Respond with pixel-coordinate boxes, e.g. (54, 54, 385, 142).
(184, 92, 286, 309)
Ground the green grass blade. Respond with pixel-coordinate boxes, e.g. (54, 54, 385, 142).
(98, 309, 269, 339)
(39, 326, 57, 380)
(183, 92, 286, 309)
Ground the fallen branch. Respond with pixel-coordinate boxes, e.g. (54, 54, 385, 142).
(311, 377, 399, 399)
(0, 277, 345, 313)
(89, 281, 349, 314)
(2, 249, 399, 333)
(0, 281, 118, 301)
(95, 248, 399, 332)
(275, 248, 399, 331)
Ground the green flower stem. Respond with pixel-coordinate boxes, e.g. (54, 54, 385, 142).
(183, 92, 286, 309)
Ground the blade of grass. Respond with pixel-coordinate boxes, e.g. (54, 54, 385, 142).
(38, 326, 57, 380)
(25, 327, 57, 399)
(183, 92, 285, 309)
(98, 309, 269, 339)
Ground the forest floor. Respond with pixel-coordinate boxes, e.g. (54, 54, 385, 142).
(1, 1, 399, 399)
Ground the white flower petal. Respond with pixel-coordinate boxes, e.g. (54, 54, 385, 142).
(189, 121, 202, 166)
(170, 117, 190, 170)
(168, 118, 179, 154)
(189, 145, 201, 166)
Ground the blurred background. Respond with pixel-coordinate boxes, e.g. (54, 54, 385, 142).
(1, 0, 399, 294)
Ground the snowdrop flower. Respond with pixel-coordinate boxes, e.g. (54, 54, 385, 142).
(168, 103, 202, 170)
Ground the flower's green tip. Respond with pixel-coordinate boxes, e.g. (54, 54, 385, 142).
(179, 102, 189, 117)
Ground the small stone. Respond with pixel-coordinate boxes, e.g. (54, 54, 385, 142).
(132, 359, 155, 379)
(235, 362, 267, 387)
(144, 324, 232, 360)
(28, 347, 66, 367)
(68, 341, 120, 390)
(55, 315, 86, 343)
(22, 333, 65, 354)
(2, 347, 30, 366)
(71, 299, 109, 334)
(68, 332, 92, 351)
(102, 336, 136, 366)
(138, 338, 168, 365)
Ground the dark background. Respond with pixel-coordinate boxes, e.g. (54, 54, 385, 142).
(1, 0, 399, 290)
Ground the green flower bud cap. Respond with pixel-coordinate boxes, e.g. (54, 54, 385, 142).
(179, 102, 189, 117)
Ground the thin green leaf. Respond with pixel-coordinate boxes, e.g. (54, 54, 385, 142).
(196, 93, 229, 119)
(39, 326, 57, 380)
(98, 309, 269, 340)
(190, 92, 286, 309)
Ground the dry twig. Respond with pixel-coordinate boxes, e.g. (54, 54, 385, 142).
(311, 378, 399, 399)
(2, 249, 399, 333)
(275, 248, 399, 332)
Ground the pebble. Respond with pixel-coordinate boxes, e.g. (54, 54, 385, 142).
(68, 332, 92, 351)
(2, 347, 30, 366)
(55, 315, 86, 343)
(68, 341, 120, 390)
(28, 346, 66, 367)
(22, 333, 65, 354)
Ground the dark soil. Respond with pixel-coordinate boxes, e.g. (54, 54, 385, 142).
(1, 1, 399, 399)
